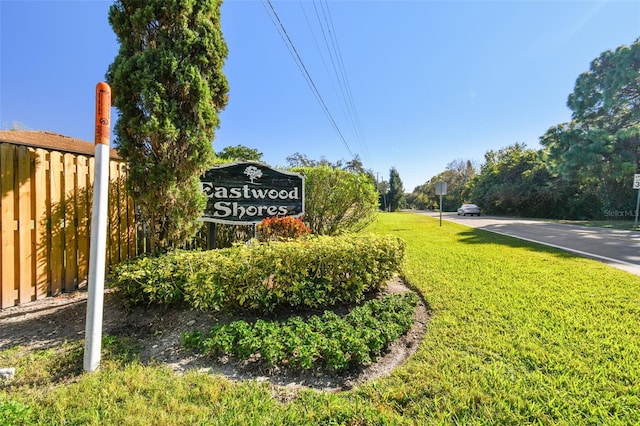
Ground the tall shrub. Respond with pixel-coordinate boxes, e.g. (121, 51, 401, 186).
(291, 165, 378, 235)
(107, 0, 229, 252)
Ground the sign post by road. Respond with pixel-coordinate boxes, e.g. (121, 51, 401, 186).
(633, 174, 640, 229)
(435, 181, 447, 227)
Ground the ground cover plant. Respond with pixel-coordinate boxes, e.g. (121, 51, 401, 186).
(183, 293, 418, 371)
(1, 212, 640, 424)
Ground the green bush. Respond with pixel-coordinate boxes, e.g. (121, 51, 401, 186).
(110, 234, 405, 313)
(182, 293, 418, 371)
(290, 165, 379, 235)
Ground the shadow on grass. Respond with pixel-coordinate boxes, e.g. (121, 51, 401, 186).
(454, 227, 578, 260)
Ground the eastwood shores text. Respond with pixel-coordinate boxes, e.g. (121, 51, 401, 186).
(201, 183, 302, 222)
(200, 162, 305, 224)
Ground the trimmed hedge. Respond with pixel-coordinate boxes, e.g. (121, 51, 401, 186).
(109, 234, 405, 313)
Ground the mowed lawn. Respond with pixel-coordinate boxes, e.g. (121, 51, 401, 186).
(1, 211, 639, 425)
(364, 212, 640, 424)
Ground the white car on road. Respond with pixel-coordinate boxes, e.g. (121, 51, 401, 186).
(457, 204, 481, 216)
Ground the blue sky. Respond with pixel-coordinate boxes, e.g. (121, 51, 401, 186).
(1, 1, 639, 191)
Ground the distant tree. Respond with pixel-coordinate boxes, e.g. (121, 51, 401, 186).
(290, 165, 378, 235)
(286, 152, 317, 168)
(448, 159, 476, 207)
(405, 180, 438, 211)
(286, 152, 339, 168)
(540, 38, 640, 218)
(286, 152, 348, 169)
(468, 143, 567, 217)
(4, 121, 30, 131)
(107, 0, 228, 253)
(377, 179, 390, 211)
(406, 187, 432, 211)
(412, 159, 478, 211)
(447, 159, 477, 187)
(217, 145, 263, 162)
(287, 152, 376, 183)
(387, 167, 405, 212)
(344, 155, 366, 173)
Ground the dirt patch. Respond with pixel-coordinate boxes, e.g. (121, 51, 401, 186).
(0, 278, 429, 392)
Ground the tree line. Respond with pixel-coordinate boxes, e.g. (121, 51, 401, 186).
(407, 38, 640, 220)
(106, 1, 637, 254)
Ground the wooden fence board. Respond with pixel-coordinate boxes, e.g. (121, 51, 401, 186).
(63, 153, 78, 292)
(1, 144, 16, 308)
(127, 186, 135, 258)
(49, 151, 64, 296)
(76, 156, 89, 286)
(17, 146, 32, 303)
(33, 148, 49, 299)
(117, 163, 128, 264)
(109, 160, 120, 266)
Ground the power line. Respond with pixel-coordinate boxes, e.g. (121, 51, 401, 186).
(260, 0, 354, 158)
(312, 0, 369, 161)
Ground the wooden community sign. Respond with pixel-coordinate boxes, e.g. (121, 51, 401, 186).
(200, 161, 305, 225)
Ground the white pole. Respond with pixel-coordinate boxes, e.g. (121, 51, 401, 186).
(634, 189, 640, 230)
(84, 82, 111, 372)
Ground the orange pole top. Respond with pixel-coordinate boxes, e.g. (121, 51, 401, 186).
(95, 82, 111, 146)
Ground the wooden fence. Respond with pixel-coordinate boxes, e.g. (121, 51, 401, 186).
(0, 141, 139, 308)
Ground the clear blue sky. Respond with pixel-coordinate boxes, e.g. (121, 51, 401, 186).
(1, 1, 639, 191)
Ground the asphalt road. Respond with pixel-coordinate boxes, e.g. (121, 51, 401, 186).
(417, 211, 640, 276)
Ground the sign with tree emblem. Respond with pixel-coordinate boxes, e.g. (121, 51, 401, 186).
(200, 161, 305, 224)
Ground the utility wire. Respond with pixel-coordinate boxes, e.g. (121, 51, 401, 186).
(261, 0, 354, 157)
(313, 0, 369, 161)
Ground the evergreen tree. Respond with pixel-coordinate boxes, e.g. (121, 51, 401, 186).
(387, 167, 405, 212)
(540, 38, 640, 218)
(107, 0, 229, 252)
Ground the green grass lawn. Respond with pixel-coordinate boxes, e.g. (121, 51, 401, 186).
(2, 212, 639, 425)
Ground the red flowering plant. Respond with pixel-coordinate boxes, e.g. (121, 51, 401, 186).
(256, 216, 311, 242)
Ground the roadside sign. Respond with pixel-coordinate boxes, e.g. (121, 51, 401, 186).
(634, 174, 640, 189)
(200, 161, 304, 225)
(435, 181, 447, 227)
(435, 181, 447, 195)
